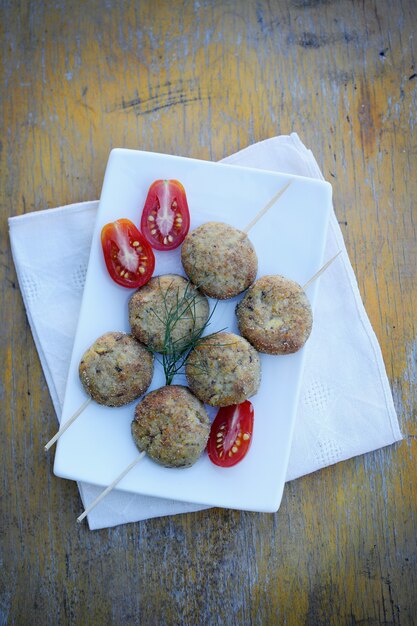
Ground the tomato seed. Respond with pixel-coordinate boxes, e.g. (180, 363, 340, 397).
(139, 267, 145, 274)
(232, 446, 238, 454)
(148, 215, 155, 221)
(243, 433, 250, 441)
(132, 241, 140, 247)
(151, 229, 157, 235)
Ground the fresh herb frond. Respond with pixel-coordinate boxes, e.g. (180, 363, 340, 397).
(145, 279, 223, 385)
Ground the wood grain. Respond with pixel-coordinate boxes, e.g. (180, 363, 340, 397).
(1, 0, 416, 624)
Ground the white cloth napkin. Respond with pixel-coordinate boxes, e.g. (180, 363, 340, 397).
(9, 133, 402, 530)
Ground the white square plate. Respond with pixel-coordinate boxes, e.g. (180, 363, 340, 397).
(54, 149, 332, 512)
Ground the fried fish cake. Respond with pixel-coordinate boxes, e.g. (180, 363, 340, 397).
(79, 332, 153, 406)
(128, 274, 209, 353)
(185, 332, 261, 406)
(236, 275, 312, 354)
(181, 222, 258, 299)
(131, 385, 210, 468)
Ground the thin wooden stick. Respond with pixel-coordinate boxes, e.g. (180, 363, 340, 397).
(77, 451, 147, 523)
(303, 250, 342, 291)
(44, 397, 92, 451)
(243, 180, 292, 234)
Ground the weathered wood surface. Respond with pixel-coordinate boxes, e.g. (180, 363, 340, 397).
(1, 1, 416, 624)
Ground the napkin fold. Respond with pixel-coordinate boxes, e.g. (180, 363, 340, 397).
(9, 133, 402, 530)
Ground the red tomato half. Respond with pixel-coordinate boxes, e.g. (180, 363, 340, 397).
(140, 179, 190, 250)
(101, 218, 155, 288)
(207, 401, 254, 468)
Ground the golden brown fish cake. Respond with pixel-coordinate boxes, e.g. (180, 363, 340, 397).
(181, 222, 258, 299)
(131, 385, 210, 468)
(236, 275, 313, 355)
(79, 332, 154, 406)
(128, 274, 209, 353)
(185, 332, 261, 406)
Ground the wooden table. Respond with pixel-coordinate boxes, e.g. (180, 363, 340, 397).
(2, 1, 416, 624)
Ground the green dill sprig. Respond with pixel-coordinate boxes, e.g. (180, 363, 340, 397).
(146, 279, 223, 385)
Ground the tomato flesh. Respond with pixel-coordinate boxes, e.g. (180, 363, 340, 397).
(141, 179, 190, 250)
(207, 401, 254, 468)
(101, 218, 155, 288)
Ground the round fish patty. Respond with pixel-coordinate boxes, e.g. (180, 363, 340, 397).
(181, 222, 258, 299)
(236, 275, 313, 354)
(185, 332, 261, 406)
(131, 385, 210, 468)
(79, 332, 154, 406)
(128, 274, 209, 353)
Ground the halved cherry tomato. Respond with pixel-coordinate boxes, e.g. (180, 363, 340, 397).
(207, 401, 254, 468)
(101, 218, 155, 288)
(140, 179, 190, 250)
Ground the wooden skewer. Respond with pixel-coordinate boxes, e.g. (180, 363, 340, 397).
(76, 451, 147, 523)
(302, 250, 342, 291)
(44, 397, 92, 451)
(243, 180, 292, 234)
